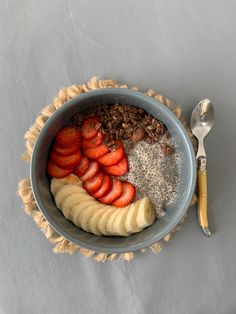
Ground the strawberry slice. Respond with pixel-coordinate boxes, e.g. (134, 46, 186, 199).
(112, 182, 136, 207)
(50, 149, 81, 169)
(97, 141, 124, 166)
(82, 116, 102, 140)
(79, 160, 99, 181)
(55, 126, 81, 147)
(92, 175, 113, 199)
(53, 142, 79, 156)
(83, 143, 109, 160)
(74, 155, 89, 177)
(102, 156, 128, 176)
(99, 178, 123, 204)
(81, 132, 104, 149)
(47, 161, 73, 178)
(83, 171, 104, 194)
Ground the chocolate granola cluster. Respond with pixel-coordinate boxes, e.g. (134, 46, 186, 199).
(72, 103, 173, 155)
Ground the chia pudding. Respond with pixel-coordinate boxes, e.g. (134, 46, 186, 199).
(121, 140, 180, 217)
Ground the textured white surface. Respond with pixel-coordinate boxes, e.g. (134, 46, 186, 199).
(1, 1, 236, 313)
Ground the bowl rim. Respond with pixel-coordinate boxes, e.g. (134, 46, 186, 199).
(30, 88, 196, 253)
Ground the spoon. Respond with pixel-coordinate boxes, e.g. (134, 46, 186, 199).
(190, 99, 214, 237)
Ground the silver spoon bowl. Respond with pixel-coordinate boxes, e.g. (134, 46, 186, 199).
(191, 99, 214, 159)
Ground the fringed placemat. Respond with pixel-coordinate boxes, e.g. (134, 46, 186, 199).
(18, 77, 197, 262)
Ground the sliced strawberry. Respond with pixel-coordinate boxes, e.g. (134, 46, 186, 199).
(92, 175, 113, 199)
(102, 156, 128, 176)
(97, 141, 124, 166)
(47, 161, 73, 178)
(83, 143, 109, 160)
(79, 160, 99, 181)
(74, 155, 89, 177)
(55, 126, 81, 147)
(50, 149, 81, 169)
(81, 116, 102, 140)
(112, 182, 136, 207)
(83, 171, 104, 194)
(98, 178, 123, 204)
(53, 142, 79, 156)
(81, 132, 104, 149)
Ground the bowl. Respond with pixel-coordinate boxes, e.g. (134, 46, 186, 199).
(30, 88, 196, 253)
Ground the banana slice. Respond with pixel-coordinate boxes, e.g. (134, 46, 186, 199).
(106, 209, 121, 235)
(65, 174, 82, 185)
(51, 179, 64, 195)
(51, 175, 81, 194)
(87, 207, 108, 235)
(136, 197, 155, 229)
(79, 203, 104, 232)
(112, 208, 130, 236)
(55, 184, 85, 208)
(61, 192, 92, 218)
(68, 200, 96, 225)
(97, 207, 115, 235)
(55, 174, 82, 186)
(125, 201, 142, 234)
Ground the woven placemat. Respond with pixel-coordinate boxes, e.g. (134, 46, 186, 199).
(18, 77, 197, 262)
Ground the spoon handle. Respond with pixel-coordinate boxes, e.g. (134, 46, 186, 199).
(197, 157, 211, 237)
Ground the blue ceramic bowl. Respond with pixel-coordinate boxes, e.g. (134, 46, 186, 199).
(30, 88, 196, 253)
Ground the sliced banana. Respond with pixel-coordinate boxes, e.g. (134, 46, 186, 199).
(112, 208, 129, 236)
(51, 175, 81, 194)
(97, 207, 115, 235)
(79, 204, 103, 232)
(61, 192, 92, 218)
(51, 178, 64, 195)
(69, 200, 96, 225)
(106, 209, 121, 235)
(125, 201, 142, 234)
(55, 184, 85, 208)
(51, 176, 156, 236)
(56, 174, 81, 186)
(136, 197, 155, 229)
(87, 207, 108, 235)
(61, 191, 91, 211)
